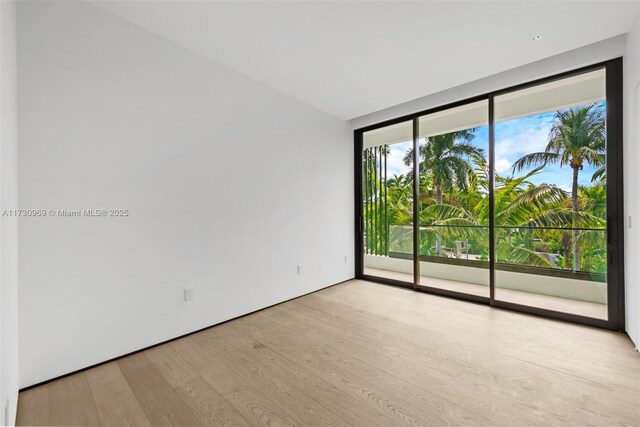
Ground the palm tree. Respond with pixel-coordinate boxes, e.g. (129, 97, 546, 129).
(511, 104, 605, 271)
(386, 174, 414, 225)
(403, 130, 483, 205)
(403, 130, 483, 254)
(421, 166, 604, 267)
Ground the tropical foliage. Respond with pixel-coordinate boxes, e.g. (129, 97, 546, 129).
(511, 104, 605, 271)
(363, 104, 607, 275)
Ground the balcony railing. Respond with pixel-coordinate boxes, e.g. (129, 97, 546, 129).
(364, 223, 607, 282)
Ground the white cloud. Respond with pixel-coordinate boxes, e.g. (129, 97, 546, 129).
(495, 158, 512, 173)
(386, 142, 412, 177)
(494, 115, 555, 162)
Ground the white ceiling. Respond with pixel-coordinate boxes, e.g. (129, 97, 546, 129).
(91, 1, 640, 120)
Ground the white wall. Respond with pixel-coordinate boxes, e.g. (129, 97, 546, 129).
(624, 13, 640, 349)
(18, 1, 353, 387)
(0, 0, 20, 424)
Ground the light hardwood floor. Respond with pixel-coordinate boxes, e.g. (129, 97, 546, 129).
(16, 279, 640, 426)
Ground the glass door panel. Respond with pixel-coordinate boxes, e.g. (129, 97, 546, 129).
(493, 69, 608, 319)
(362, 121, 414, 283)
(417, 100, 490, 297)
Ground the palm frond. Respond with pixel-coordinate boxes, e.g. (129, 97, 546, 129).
(496, 184, 568, 225)
(420, 203, 475, 223)
(591, 165, 606, 182)
(511, 152, 561, 173)
(529, 208, 606, 228)
(499, 246, 554, 268)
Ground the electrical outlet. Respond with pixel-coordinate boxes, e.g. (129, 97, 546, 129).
(297, 265, 302, 275)
(184, 288, 193, 301)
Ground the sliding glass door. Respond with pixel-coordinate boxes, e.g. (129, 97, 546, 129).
(493, 69, 610, 320)
(356, 59, 623, 330)
(416, 101, 490, 298)
(361, 120, 414, 283)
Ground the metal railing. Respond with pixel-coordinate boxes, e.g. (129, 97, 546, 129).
(365, 223, 607, 280)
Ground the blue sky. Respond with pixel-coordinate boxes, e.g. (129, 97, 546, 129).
(385, 104, 604, 192)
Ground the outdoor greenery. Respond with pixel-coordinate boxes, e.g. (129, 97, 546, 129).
(363, 103, 607, 275)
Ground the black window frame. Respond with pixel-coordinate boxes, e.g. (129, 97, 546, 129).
(354, 58, 624, 331)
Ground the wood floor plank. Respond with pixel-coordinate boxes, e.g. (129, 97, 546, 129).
(321, 281, 640, 389)
(202, 323, 390, 427)
(145, 337, 252, 426)
(194, 338, 300, 427)
(117, 351, 201, 426)
(289, 293, 637, 425)
(15, 386, 50, 426)
(306, 284, 640, 424)
(152, 335, 296, 426)
(267, 301, 505, 425)
(257, 307, 500, 425)
(174, 375, 251, 426)
(144, 340, 201, 387)
(16, 279, 640, 427)
(193, 332, 349, 426)
(234, 314, 433, 426)
(48, 373, 101, 426)
(342, 280, 637, 356)
(168, 336, 214, 373)
(315, 284, 640, 383)
(84, 362, 151, 427)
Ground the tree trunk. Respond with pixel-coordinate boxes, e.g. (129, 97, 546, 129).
(562, 232, 572, 270)
(435, 184, 442, 256)
(571, 166, 581, 271)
